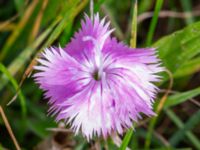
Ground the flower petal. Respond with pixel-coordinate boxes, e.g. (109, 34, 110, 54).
(64, 14, 113, 67)
(34, 47, 91, 115)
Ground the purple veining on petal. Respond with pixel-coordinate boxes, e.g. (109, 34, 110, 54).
(34, 13, 163, 140)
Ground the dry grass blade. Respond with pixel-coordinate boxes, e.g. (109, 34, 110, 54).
(0, 0, 30, 31)
(7, 0, 88, 106)
(7, 58, 38, 106)
(90, 0, 94, 21)
(0, 106, 21, 150)
(0, 14, 18, 31)
(130, 0, 137, 48)
(28, 0, 49, 42)
(0, 0, 39, 61)
(46, 128, 71, 133)
(138, 10, 200, 24)
(156, 69, 173, 113)
(0, 22, 17, 31)
(6, 16, 62, 105)
(145, 69, 173, 149)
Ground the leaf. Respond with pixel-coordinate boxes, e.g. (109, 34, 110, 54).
(153, 21, 200, 80)
(0, 63, 26, 117)
(174, 57, 200, 78)
(164, 87, 200, 108)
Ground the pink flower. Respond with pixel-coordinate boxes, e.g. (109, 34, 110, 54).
(34, 14, 163, 140)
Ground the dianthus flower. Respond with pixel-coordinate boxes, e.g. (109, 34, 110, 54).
(34, 14, 163, 140)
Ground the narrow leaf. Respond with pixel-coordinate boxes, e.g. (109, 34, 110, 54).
(169, 110, 200, 146)
(146, 0, 163, 46)
(164, 87, 200, 108)
(0, 63, 26, 118)
(165, 109, 200, 149)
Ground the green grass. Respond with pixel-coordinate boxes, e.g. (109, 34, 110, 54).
(145, 0, 164, 46)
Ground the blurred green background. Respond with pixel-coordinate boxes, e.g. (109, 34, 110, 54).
(0, 0, 200, 149)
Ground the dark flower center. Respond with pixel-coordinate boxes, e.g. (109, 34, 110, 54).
(93, 69, 101, 81)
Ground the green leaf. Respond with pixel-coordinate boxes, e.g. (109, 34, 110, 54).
(153, 22, 200, 83)
(164, 87, 200, 108)
(174, 57, 200, 78)
(0, 63, 26, 117)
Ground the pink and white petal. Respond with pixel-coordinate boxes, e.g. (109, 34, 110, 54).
(34, 48, 91, 115)
(106, 71, 155, 120)
(102, 38, 163, 67)
(64, 14, 113, 67)
(34, 47, 89, 86)
(58, 76, 118, 140)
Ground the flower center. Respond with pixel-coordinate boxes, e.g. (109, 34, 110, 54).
(93, 69, 101, 81)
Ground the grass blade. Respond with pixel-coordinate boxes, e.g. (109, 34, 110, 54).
(130, 0, 138, 48)
(0, 0, 39, 61)
(0, 17, 61, 91)
(146, 0, 163, 46)
(0, 106, 21, 150)
(164, 87, 200, 108)
(119, 128, 133, 150)
(0, 63, 26, 118)
(165, 109, 200, 149)
(180, 0, 194, 24)
(169, 110, 200, 146)
(43, 0, 88, 47)
(28, 0, 48, 43)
